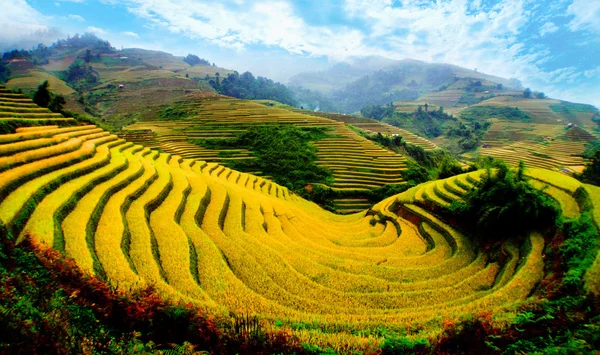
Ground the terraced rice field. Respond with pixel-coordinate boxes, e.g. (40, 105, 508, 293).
(4, 70, 75, 96)
(291, 109, 438, 150)
(409, 168, 583, 220)
(123, 98, 410, 196)
(1, 117, 596, 350)
(477, 120, 597, 174)
(0, 85, 74, 121)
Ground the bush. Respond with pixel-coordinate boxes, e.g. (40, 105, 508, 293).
(381, 335, 430, 354)
(401, 160, 430, 185)
(449, 161, 560, 241)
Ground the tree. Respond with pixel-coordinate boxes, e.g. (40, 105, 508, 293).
(449, 161, 559, 241)
(497, 84, 503, 90)
(48, 94, 66, 113)
(424, 103, 429, 112)
(535, 92, 546, 99)
(524, 88, 532, 98)
(33, 80, 51, 108)
(0, 61, 10, 83)
(183, 54, 210, 66)
(580, 142, 600, 185)
(84, 49, 92, 63)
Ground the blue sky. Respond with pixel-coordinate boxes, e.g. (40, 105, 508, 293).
(1, 0, 599, 107)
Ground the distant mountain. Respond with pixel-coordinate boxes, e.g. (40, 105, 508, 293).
(289, 56, 523, 113)
(289, 56, 401, 93)
(290, 56, 520, 93)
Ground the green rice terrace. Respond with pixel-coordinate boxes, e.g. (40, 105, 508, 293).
(0, 82, 600, 354)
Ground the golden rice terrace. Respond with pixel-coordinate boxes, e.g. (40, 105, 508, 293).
(1, 87, 599, 351)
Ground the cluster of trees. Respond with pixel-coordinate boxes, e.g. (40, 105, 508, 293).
(460, 106, 531, 122)
(0, 61, 9, 83)
(383, 105, 455, 138)
(360, 103, 395, 120)
(61, 62, 99, 90)
(183, 54, 211, 66)
(360, 129, 465, 181)
(524, 88, 546, 99)
(210, 71, 296, 106)
(446, 120, 491, 150)
(55, 33, 112, 52)
(458, 92, 496, 106)
(33, 80, 66, 113)
(1, 49, 32, 61)
(190, 125, 333, 191)
(449, 161, 559, 240)
(2, 33, 112, 67)
(579, 142, 600, 185)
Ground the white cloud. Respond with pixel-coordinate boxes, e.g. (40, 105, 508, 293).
(67, 14, 85, 22)
(567, 0, 600, 34)
(583, 66, 600, 79)
(86, 26, 107, 35)
(119, 0, 378, 59)
(540, 22, 558, 36)
(56, 0, 86, 2)
(122, 31, 139, 38)
(0, 0, 62, 51)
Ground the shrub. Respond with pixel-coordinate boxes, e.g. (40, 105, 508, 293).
(449, 161, 560, 241)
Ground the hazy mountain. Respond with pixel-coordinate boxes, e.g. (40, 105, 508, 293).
(289, 56, 523, 113)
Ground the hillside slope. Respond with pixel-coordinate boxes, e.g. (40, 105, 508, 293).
(1, 118, 598, 351)
(2, 37, 232, 129)
(122, 97, 410, 192)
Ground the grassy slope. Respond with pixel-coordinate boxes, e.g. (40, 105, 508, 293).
(4, 48, 234, 130)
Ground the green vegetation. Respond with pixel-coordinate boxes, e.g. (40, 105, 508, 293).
(383, 105, 456, 138)
(183, 54, 210, 66)
(0, 61, 10, 83)
(357, 128, 465, 182)
(32, 80, 52, 108)
(449, 162, 560, 241)
(210, 71, 297, 106)
(2, 33, 111, 67)
(560, 213, 599, 290)
(61, 61, 100, 91)
(190, 125, 333, 190)
(551, 101, 600, 124)
(579, 142, 600, 185)
(460, 106, 531, 122)
(32, 80, 66, 114)
(360, 103, 395, 120)
(159, 103, 193, 120)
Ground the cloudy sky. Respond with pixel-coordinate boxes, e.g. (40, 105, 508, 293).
(1, 0, 599, 107)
